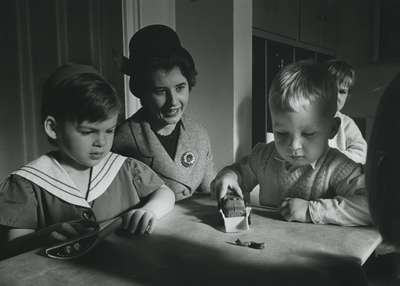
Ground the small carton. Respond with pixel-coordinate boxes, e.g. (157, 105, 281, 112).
(219, 207, 251, 233)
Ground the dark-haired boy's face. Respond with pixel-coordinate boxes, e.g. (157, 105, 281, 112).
(271, 104, 336, 167)
(142, 66, 189, 129)
(55, 113, 118, 169)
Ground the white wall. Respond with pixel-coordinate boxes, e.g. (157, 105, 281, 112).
(233, 0, 252, 160)
(176, 0, 252, 172)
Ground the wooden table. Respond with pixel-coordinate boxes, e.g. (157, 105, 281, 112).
(0, 194, 381, 286)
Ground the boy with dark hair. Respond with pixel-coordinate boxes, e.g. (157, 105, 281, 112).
(0, 64, 174, 251)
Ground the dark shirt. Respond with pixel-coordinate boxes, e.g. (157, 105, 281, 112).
(155, 122, 181, 160)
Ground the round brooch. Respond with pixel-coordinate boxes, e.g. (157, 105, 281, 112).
(181, 151, 196, 168)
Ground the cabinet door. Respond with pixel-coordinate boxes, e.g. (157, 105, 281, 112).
(300, 0, 337, 49)
(320, 0, 338, 49)
(253, 0, 299, 39)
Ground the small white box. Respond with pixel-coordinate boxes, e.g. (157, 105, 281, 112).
(219, 207, 251, 233)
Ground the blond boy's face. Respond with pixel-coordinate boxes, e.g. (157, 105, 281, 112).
(271, 104, 336, 167)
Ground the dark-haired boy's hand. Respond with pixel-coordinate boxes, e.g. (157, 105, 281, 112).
(280, 198, 311, 223)
(121, 208, 156, 236)
(50, 220, 98, 242)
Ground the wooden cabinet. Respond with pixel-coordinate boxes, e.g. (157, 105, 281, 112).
(299, 0, 338, 49)
(253, 0, 299, 40)
(253, 0, 338, 50)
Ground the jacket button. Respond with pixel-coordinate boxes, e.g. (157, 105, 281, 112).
(182, 189, 189, 196)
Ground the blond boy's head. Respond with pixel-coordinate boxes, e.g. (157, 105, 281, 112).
(268, 61, 339, 167)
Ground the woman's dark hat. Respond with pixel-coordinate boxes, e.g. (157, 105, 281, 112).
(121, 24, 193, 76)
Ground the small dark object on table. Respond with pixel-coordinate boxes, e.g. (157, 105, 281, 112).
(235, 238, 265, 249)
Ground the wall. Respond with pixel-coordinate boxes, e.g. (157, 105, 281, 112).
(233, 0, 252, 160)
(345, 63, 400, 139)
(176, 0, 252, 172)
(335, 0, 374, 67)
(252, 0, 378, 141)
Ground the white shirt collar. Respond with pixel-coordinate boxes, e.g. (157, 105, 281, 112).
(13, 152, 127, 208)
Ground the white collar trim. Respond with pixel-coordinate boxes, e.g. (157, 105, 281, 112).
(13, 152, 127, 208)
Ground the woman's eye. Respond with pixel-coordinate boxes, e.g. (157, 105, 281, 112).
(106, 129, 115, 134)
(176, 85, 185, 92)
(80, 131, 92, 135)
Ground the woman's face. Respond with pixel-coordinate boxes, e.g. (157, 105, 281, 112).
(143, 66, 189, 129)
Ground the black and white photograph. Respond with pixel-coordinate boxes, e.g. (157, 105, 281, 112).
(0, 1, 399, 285)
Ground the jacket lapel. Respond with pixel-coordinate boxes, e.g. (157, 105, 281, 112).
(130, 112, 198, 188)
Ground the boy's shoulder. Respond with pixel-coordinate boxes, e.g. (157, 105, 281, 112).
(248, 142, 277, 162)
(336, 112, 358, 128)
(118, 153, 156, 173)
(322, 148, 363, 176)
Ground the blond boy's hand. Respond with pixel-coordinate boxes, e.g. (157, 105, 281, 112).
(280, 198, 311, 223)
(210, 171, 243, 203)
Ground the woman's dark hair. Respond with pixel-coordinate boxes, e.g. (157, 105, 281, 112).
(366, 73, 400, 245)
(121, 25, 197, 98)
(129, 51, 197, 96)
(42, 64, 120, 144)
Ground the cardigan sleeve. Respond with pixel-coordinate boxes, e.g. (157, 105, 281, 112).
(231, 143, 274, 194)
(308, 161, 372, 226)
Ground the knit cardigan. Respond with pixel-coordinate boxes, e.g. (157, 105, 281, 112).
(229, 143, 372, 226)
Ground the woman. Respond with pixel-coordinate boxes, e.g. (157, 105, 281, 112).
(112, 25, 215, 201)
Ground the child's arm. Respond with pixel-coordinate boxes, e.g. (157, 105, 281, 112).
(343, 117, 368, 164)
(140, 184, 175, 219)
(211, 143, 270, 203)
(0, 226, 35, 245)
(308, 164, 372, 226)
(121, 184, 175, 235)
